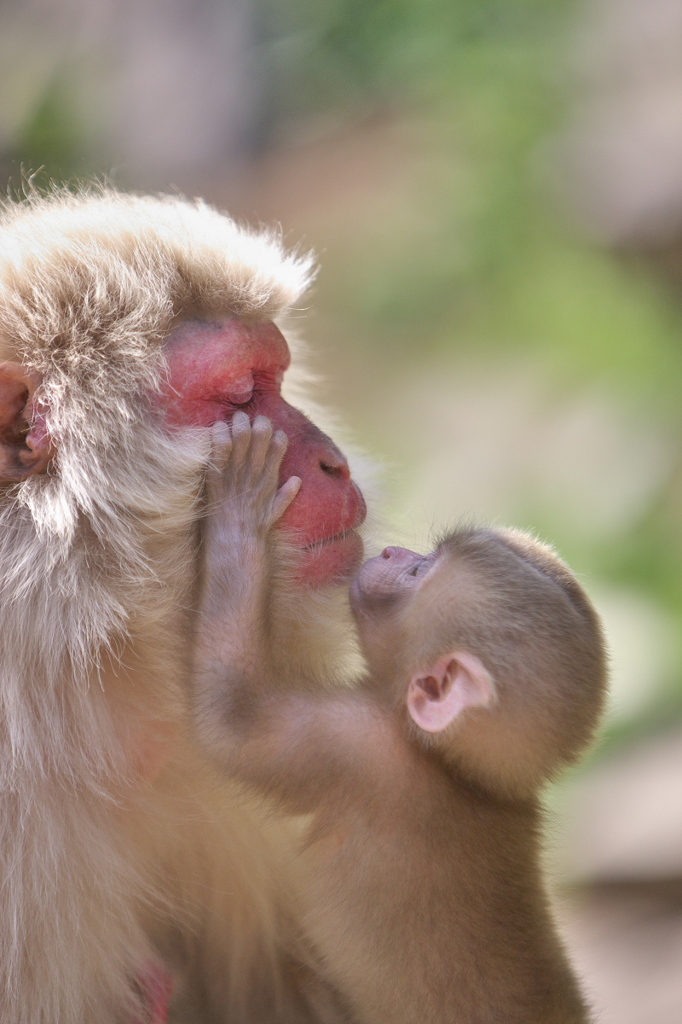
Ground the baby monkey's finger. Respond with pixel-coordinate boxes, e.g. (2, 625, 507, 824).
(248, 415, 274, 473)
(208, 421, 233, 474)
(262, 428, 289, 483)
(229, 410, 252, 464)
(270, 476, 301, 523)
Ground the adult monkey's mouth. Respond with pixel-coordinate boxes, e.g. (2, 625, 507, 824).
(299, 529, 365, 585)
(305, 528, 357, 551)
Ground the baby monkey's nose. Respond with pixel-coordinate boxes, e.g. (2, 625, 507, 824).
(381, 546, 421, 563)
(382, 547, 399, 559)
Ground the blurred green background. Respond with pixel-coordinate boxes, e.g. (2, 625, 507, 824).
(3, 0, 682, 1019)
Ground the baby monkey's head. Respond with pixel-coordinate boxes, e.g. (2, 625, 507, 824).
(351, 527, 608, 800)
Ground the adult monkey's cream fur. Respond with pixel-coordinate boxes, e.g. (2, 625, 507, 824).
(0, 188, 365, 1023)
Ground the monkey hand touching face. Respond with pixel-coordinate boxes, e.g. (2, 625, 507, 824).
(194, 418, 608, 1024)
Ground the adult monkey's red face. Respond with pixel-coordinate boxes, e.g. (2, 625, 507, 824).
(161, 317, 367, 585)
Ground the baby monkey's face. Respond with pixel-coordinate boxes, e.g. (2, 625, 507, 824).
(350, 546, 442, 669)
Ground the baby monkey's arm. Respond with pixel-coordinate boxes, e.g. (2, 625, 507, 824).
(193, 414, 392, 810)
(194, 412, 298, 695)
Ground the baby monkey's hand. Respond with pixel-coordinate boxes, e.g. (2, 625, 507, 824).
(206, 412, 301, 536)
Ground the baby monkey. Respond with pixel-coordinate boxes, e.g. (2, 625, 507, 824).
(193, 413, 607, 1024)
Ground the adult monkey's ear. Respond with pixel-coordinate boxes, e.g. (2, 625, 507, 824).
(407, 651, 494, 733)
(0, 361, 54, 482)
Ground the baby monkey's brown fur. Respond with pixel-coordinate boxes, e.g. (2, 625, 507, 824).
(193, 414, 607, 1024)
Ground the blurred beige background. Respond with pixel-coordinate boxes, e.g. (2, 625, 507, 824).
(3, 0, 682, 1019)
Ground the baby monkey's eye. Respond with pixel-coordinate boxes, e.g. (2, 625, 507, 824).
(406, 554, 438, 579)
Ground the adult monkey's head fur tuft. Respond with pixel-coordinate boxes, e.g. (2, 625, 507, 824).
(0, 185, 314, 379)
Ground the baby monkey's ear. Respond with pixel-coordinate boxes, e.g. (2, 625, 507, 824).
(407, 651, 494, 734)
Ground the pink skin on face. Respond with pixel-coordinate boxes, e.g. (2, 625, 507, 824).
(161, 318, 366, 585)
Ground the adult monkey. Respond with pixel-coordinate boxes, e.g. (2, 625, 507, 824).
(0, 189, 367, 1023)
